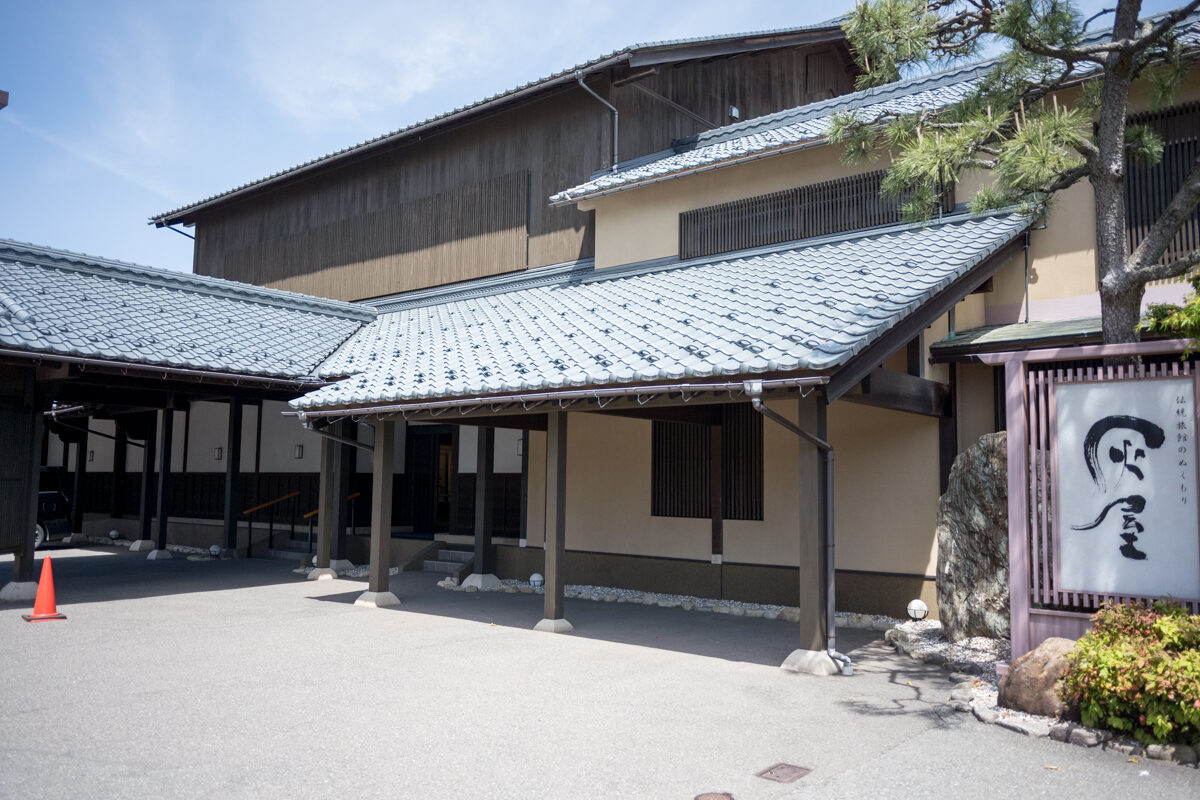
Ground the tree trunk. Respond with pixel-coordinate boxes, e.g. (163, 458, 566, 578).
(1100, 278, 1144, 345)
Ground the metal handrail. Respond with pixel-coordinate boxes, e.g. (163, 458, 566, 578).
(301, 492, 361, 520)
(242, 490, 301, 516)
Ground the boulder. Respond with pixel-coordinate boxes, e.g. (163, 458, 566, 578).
(936, 432, 1010, 641)
(997, 636, 1076, 717)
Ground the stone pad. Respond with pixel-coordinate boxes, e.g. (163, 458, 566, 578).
(354, 591, 400, 608)
(128, 539, 157, 552)
(534, 617, 574, 633)
(461, 573, 502, 590)
(307, 568, 339, 581)
(780, 649, 841, 677)
(146, 549, 173, 560)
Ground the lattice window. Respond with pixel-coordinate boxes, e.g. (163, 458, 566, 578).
(678, 170, 954, 260)
(651, 404, 763, 520)
(1125, 102, 1200, 277)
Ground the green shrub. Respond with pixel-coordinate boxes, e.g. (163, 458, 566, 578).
(1061, 600, 1200, 744)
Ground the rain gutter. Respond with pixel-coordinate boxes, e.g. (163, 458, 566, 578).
(0, 346, 324, 390)
(287, 375, 828, 422)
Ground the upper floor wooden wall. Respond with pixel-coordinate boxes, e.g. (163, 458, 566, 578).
(190, 45, 856, 302)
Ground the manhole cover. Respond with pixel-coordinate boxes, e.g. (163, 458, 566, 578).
(756, 763, 812, 783)
(695, 794, 734, 800)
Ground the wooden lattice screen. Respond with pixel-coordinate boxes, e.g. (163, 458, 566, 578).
(1022, 358, 1200, 619)
(1125, 102, 1200, 273)
(678, 170, 954, 260)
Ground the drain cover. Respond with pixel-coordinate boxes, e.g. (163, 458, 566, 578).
(756, 763, 812, 783)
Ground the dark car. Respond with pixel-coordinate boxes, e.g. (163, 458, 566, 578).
(35, 468, 71, 549)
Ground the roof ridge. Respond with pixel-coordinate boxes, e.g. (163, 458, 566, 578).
(0, 238, 375, 322)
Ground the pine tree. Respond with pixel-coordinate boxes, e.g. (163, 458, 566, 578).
(833, 0, 1200, 343)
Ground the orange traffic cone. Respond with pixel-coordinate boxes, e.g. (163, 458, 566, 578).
(22, 556, 66, 622)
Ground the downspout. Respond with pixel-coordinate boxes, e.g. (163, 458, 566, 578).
(575, 71, 618, 172)
(744, 380, 852, 676)
(300, 419, 374, 453)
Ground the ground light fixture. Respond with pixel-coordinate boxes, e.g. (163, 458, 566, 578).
(907, 598, 929, 621)
(529, 573, 544, 590)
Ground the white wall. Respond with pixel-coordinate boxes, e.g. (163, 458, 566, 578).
(459, 426, 523, 473)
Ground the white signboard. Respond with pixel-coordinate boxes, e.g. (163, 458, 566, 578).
(1055, 376, 1200, 599)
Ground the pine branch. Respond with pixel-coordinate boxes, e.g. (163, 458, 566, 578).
(1133, 248, 1200, 285)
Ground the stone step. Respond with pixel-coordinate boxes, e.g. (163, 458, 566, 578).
(437, 549, 472, 563)
(423, 560, 462, 574)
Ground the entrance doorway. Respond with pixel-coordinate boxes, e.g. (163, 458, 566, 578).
(407, 426, 454, 535)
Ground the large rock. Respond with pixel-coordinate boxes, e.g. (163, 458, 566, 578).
(998, 636, 1075, 717)
(936, 432, 1009, 641)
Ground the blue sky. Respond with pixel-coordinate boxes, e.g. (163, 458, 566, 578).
(0, 1, 1183, 273)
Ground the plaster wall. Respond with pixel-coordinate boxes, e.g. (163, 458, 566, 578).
(828, 401, 940, 578)
(521, 397, 819, 568)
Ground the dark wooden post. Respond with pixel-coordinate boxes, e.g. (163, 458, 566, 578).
(152, 407, 174, 555)
(356, 420, 399, 607)
(70, 430, 86, 534)
(112, 425, 128, 518)
(223, 398, 243, 554)
(710, 421, 723, 566)
(10, 369, 42, 586)
(474, 426, 495, 573)
(313, 431, 340, 576)
(332, 419, 354, 563)
(136, 412, 158, 547)
(803, 400, 829, 652)
(535, 410, 572, 632)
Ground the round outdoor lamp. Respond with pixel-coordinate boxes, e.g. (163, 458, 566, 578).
(907, 599, 929, 621)
(529, 573, 544, 590)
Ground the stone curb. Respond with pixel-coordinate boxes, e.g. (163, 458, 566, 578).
(884, 624, 1199, 770)
(434, 579, 899, 631)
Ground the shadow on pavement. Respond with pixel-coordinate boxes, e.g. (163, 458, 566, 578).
(0, 546, 301, 606)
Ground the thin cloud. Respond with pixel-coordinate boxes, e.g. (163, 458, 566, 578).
(2, 113, 181, 201)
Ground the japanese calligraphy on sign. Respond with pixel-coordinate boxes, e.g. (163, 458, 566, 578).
(1055, 377, 1200, 599)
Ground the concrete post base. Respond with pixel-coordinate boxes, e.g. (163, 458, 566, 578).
(146, 549, 173, 560)
(460, 573, 501, 590)
(354, 591, 400, 608)
(780, 649, 841, 676)
(533, 618, 574, 634)
(128, 539, 157, 552)
(0, 581, 38, 602)
(329, 559, 354, 572)
(307, 568, 339, 581)
(65, 533, 89, 545)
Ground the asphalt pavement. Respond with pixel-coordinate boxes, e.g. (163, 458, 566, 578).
(1, 546, 1196, 799)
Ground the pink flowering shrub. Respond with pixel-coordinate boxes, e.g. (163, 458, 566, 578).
(1061, 600, 1200, 744)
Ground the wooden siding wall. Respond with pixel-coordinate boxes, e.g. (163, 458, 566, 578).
(192, 46, 855, 301)
(612, 48, 854, 161)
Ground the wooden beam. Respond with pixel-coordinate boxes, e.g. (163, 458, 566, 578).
(111, 424, 128, 518)
(841, 368, 949, 418)
(584, 405, 722, 425)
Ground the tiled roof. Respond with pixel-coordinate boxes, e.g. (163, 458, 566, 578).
(931, 317, 1105, 360)
(551, 10, 1200, 204)
(150, 16, 848, 226)
(292, 211, 1031, 411)
(0, 239, 373, 380)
